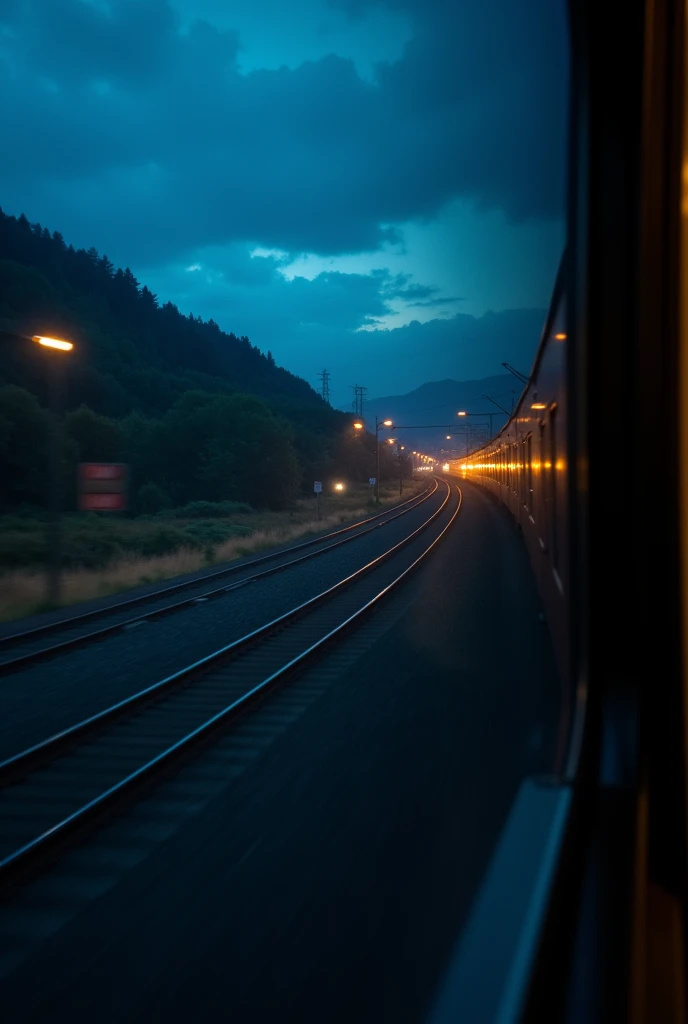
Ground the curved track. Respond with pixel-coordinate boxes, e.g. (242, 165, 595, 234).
(0, 483, 435, 673)
(0, 479, 460, 887)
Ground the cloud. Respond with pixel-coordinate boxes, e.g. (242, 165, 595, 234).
(140, 244, 546, 403)
(146, 246, 402, 332)
(407, 296, 464, 308)
(0, 0, 568, 266)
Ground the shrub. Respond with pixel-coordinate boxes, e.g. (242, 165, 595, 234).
(63, 528, 123, 569)
(0, 530, 47, 568)
(157, 500, 253, 519)
(182, 521, 255, 547)
(129, 525, 197, 557)
(136, 482, 172, 515)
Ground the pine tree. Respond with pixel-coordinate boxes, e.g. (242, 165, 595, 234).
(99, 254, 114, 276)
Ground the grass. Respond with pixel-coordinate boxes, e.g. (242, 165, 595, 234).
(0, 480, 426, 623)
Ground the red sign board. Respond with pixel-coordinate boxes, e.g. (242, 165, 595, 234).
(79, 492, 127, 511)
(79, 463, 127, 482)
(78, 463, 129, 512)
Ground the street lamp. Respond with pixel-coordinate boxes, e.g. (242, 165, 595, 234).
(32, 334, 74, 605)
(353, 421, 363, 430)
(374, 416, 393, 503)
(34, 335, 74, 352)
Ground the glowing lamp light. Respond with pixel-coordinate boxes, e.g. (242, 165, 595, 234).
(33, 335, 73, 352)
(531, 402, 547, 410)
(353, 421, 363, 430)
(457, 411, 466, 416)
(382, 419, 393, 427)
(334, 482, 344, 491)
(555, 333, 567, 340)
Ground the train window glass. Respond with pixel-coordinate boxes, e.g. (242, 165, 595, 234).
(0, 2, 571, 1022)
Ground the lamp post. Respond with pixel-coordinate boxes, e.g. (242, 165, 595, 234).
(353, 417, 394, 501)
(375, 417, 393, 503)
(458, 409, 496, 440)
(33, 335, 74, 604)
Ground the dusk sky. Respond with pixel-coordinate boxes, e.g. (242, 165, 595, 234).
(0, 0, 568, 408)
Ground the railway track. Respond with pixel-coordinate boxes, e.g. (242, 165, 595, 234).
(0, 479, 461, 889)
(0, 482, 436, 674)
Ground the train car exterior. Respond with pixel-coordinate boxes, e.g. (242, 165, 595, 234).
(447, 265, 570, 723)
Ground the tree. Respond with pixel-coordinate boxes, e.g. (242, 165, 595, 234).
(0, 385, 50, 509)
(135, 481, 171, 515)
(65, 405, 124, 462)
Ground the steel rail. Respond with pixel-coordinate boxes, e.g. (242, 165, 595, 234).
(0, 482, 436, 674)
(0, 480, 460, 882)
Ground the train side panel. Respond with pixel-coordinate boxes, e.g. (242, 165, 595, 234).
(448, 286, 570, 714)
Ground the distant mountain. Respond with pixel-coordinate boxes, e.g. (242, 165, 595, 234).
(359, 374, 523, 453)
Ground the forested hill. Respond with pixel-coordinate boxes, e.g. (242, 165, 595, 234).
(0, 208, 325, 417)
(0, 209, 375, 513)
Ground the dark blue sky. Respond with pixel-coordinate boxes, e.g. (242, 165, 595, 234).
(0, 0, 568, 406)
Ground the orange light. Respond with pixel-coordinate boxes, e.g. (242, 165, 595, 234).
(382, 419, 393, 427)
(555, 333, 567, 340)
(531, 403, 546, 410)
(353, 421, 363, 430)
(33, 335, 73, 352)
(457, 411, 466, 416)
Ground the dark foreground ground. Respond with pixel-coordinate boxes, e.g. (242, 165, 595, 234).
(0, 478, 560, 1024)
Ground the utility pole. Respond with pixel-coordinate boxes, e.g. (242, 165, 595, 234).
(46, 357, 65, 605)
(350, 384, 367, 418)
(317, 369, 331, 405)
(375, 416, 381, 503)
